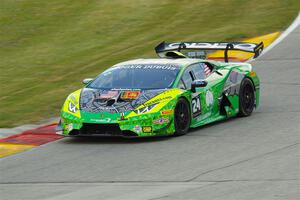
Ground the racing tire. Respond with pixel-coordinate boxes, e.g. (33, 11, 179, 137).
(174, 98, 191, 136)
(238, 78, 255, 117)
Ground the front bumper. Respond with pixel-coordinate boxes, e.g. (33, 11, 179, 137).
(59, 111, 175, 137)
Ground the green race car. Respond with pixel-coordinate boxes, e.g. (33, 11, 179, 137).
(56, 41, 263, 137)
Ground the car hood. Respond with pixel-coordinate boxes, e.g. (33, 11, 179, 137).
(79, 88, 167, 113)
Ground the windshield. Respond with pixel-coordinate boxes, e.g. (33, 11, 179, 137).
(88, 64, 180, 90)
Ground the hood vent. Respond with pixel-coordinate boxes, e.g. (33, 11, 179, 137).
(106, 99, 116, 106)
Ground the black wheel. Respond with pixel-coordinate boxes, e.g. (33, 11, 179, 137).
(174, 98, 191, 136)
(238, 78, 255, 117)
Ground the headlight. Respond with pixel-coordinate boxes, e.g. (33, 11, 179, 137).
(134, 104, 157, 114)
(68, 101, 78, 113)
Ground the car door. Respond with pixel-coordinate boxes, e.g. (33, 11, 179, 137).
(180, 63, 212, 123)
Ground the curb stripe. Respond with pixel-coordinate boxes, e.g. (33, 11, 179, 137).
(0, 124, 62, 146)
(0, 143, 36, 158)
(0, 124, 62, 158)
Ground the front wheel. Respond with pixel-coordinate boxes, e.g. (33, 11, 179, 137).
(174, 98, 191, 136)
(238, 78, 255, 117)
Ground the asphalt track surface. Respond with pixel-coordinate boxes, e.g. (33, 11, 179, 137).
(1, 26, 299, 200)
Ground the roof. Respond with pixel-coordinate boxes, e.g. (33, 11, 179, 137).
(113, 58, 202, 68)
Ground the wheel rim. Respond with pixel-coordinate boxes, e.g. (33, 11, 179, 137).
(242, 84, 254, 112)
(175, 101, 189, 131)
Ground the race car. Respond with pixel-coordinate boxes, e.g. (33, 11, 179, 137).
(56, 41, 263, 137)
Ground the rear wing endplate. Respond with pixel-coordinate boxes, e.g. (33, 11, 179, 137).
(155, 41, 264, 62)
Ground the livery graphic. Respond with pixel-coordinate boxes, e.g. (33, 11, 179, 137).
(58, 41, 261, 137)
(205, 90, 214, 107)
(80, 89, 166, 113)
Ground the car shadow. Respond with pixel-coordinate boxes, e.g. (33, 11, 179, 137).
(61, 114, 254, 144)
(187, 115, 248, 134)
(61, 135, 173, 145)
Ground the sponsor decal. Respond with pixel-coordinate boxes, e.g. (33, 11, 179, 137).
(144, 96, 172, 106)
(119, 64, 178, 71)
(192, 93, 201, 118)
(91, 118, 111, 122)
(250, 71, 257, 77)
(121, 91, 141, 100)
(205, 90, 214, 107)
(187, 51, 206, 59)
(134, 125, 142, 133)
(100, 91, 118, 99)
(68, 101, 77, 113)
(153, 117, 169, 124)
(142, 126, 152, 133)
(67, 123, 73, 131)
(167, 42, 257, 52)
(120, 112, 126, 121)
(160, 109, 173, 115)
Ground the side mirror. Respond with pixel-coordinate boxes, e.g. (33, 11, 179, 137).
(82, 78, 93, 85)
(191, 80, 208, 93)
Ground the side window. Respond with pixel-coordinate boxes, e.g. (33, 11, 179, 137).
(190, 63, 206, 80)
(182, 68, 194, 89)
(181, 62, 214, 89)
(177, 79, 186, 90)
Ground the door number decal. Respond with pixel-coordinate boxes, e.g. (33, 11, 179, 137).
(192, 95, 201, 118)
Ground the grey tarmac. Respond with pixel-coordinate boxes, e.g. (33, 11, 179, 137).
(0, 26, 299, 200)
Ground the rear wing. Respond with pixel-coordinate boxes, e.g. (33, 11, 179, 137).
(155, 41, 264, 62)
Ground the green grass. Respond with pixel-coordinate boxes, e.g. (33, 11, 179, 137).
(0, 0, 299, 127)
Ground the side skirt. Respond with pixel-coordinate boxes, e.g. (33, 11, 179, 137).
(190, 114, 227, 128)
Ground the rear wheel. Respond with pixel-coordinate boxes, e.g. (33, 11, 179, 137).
(239, 78, 255, 117)
(174, 98, 191, 136)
